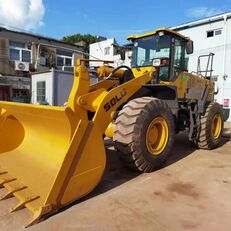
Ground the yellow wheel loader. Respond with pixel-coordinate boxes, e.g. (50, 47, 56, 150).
(0, 28, 223, 227)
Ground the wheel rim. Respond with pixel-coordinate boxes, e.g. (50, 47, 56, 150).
(211, 113, 222, 139)
(146, 117, 169, 156)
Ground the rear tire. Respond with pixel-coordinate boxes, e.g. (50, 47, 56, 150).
(196, 102, 224, 149)
(113, 97, 175, 173)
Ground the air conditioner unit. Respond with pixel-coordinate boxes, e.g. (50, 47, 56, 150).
(15, 61, 30, 72)
(62, 66, 74, 72)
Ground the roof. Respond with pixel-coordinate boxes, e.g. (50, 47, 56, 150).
(0, 26, 82, 49)
(171, 11, 231, 31)
(127, 28, 190, 41)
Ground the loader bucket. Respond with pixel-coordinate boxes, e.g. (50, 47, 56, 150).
(0, 61, 152, 227)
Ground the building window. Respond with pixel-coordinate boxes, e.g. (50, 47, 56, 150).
(9, 41, 31, 63)
(56, 50, 73, 66)
(9, 41, 26, 48)
(10, 48, 20, 61)
(57, 56, 64, 66)
(104, 47, 110, 55)
(215, 29, 222, 36)
(22, 50, 31, 62)
(207, 31, 214, 38)
(174, 39, 182, 69)
(37, 81, 46, 103)
(65, 58, 72, 66)
(207, 29, 222, 38)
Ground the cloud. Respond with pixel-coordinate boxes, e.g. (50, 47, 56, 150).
(186, 7, 224, 19)
(0, 0, 45, 31)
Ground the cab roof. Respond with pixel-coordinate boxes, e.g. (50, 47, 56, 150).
(127, 28, 190, 41)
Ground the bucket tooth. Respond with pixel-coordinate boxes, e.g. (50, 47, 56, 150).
(4, 180, 27, 194)
(0, 167, 8, 187)
(0, 174, 16, 186)
(0, 185, 27, 200)
(24, 212, 42, 228)
(10, 195, 40, 213)
(0, 190, 15, 200)
(24, 204, 53, 228)
(10, 201, 27, 213)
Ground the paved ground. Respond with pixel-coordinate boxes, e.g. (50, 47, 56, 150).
(0, 123, 231, 231)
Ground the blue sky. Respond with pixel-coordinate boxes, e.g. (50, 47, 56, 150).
(0, 0, 231, 43)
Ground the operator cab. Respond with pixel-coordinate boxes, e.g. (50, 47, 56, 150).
(128, 28, 193, 82)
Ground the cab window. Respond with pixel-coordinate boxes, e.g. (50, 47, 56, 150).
(174, 39, 182, 69)
(173, 38, 183, 79)
(132, 35, 171, 68)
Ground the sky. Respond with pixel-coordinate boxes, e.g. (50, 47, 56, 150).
(0, 0, 231, 43)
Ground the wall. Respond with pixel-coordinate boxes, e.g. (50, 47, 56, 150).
(53, 71, 74, 106)
(31, 71, 54, 105)
(175, 16, 231, 120)
(113, 51, 132, 67)
(90, 38, 115, 67)
(0, 38, 14, 75)
(223, 18, 231, 117)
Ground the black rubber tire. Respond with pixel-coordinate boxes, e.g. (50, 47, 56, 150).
(196, 102, 224, 150)
(113, 97, 175, 173)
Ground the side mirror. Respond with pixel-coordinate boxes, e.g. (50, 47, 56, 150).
(120, 49, 126, 61)
(186, 40, 194, 54)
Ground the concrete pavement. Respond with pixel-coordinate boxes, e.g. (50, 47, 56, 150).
(0, 123, 231, 231)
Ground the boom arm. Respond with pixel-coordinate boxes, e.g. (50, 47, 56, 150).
(0, 60, 152, 227)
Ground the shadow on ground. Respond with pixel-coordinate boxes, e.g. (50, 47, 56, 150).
(164, 132, 196, 167)
(223, 127, 231, 139)
(57, 132, 200, 216)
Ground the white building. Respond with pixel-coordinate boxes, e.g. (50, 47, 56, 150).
(172, 12, 231, 121)
(89, 38, 132, 68)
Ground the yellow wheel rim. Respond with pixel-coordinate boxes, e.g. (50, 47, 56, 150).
(211, 113, 222, 139)
(146, 116, 169, 156)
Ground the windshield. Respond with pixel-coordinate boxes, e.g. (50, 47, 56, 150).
(131, 34, 171, 68)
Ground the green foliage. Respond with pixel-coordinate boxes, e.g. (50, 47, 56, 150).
(62, 34, 101, 53)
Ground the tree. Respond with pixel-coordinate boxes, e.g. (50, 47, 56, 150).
(62, 34, 102, 53)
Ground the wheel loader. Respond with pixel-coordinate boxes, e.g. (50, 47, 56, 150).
(0, 28, 223, 227)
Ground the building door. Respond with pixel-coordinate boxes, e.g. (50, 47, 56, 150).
(0, 86, 11, 101)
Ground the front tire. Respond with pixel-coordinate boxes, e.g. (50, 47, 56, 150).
(113, 97, 175, 173)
